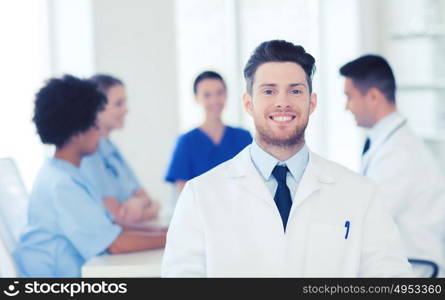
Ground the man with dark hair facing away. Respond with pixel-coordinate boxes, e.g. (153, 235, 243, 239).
(340, 55, 445, 277)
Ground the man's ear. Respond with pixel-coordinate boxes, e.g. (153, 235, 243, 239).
(368, 87, 388, 112)
(367, 87, 381, 103)
(309, 92, 317, 115)
(243, 93, 253, 116)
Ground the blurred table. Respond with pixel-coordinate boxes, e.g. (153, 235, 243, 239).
(82, 201, 173, 278)
(81, 248, 164, 278)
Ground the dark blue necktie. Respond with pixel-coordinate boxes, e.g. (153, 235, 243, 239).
(272, 165, 292, 231)
(362, 137, 371, 156)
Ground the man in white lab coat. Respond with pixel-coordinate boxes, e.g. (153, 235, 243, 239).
(162, 40, 413, 277)
(340, 55, 445, 277)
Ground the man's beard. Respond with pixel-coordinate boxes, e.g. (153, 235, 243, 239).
(255, 118, 308, 148)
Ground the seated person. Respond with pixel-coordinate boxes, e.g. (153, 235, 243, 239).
(165, 71, 252, 194)
(81, 74, 159, 224)
(13, 75, 166, 277)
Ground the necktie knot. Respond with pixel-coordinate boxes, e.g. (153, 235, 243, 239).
(272, 165, 289, 182)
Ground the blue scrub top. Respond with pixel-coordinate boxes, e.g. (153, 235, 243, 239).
(13, 158, 121, 277)
(165, 126, 252, 182)
(80, 138, 141, 203)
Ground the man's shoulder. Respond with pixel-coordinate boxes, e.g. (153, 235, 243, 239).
(31, 161, 76, 201)
(309, 153, 379, 210)
(374, 125, 438, 166)
(311, 152, 376, 187)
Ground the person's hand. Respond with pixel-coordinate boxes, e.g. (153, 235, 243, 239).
(117, 196, 147, 223)
(103, 197, 121, 219)
(133, 189, 160, 221)
(143, 200, 160, 220)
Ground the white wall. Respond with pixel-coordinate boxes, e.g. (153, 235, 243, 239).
(175, 0, 238, 131)
(316, 0, 363, 170)
(92, 0, 178, 207)
(358, 0, 387, 54)
(48, 0, 95, 76)
(0, 0, 52, 191)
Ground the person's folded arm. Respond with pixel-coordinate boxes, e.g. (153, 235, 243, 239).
(115, 221, 168, 233)
(105, 190, 160, 224)
(107, 230, 166, 254)
(122, 189, 160, 222)
(103, 197, 121, 218)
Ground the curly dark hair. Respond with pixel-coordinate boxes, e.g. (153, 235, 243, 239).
(33, 75, 106, 148)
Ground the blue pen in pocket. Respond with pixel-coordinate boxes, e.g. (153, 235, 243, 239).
(344, 221, 350, 239)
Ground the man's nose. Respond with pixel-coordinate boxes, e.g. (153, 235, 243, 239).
(275, 92, 291, 108)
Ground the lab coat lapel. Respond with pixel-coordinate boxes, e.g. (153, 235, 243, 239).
(360, 149, 374, 175)
(291, 152, 334, 213)
(360, 116, 406, 176)
(225, 146, 277, 209)
(225, 147, 335, 212)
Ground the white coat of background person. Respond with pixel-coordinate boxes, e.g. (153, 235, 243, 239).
(161, 40, 413, 277)
(340, 55, 445, 277)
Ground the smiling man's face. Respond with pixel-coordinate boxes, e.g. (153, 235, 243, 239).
(244, 62, 317, 147)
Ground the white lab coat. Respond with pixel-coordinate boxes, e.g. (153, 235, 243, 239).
(361, 113, 445, 277)
(162, 146, 413, 277)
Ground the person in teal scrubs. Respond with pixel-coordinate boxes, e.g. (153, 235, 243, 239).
(81, 74, 159, 224)
(165, 71, 252, 194)
(13, 75, 166, 277)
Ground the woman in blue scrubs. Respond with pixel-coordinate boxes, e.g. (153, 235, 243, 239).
(165, 71, 252, 193)
(13, 75, 166, 277)
(81, 74, 159, 224)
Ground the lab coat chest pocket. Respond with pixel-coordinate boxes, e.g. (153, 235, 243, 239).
(306, 223, 351, 277)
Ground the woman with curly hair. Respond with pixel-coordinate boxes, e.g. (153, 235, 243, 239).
(13, 75, 166, 277)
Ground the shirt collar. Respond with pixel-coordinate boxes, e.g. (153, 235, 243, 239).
(49, 157, 83, 180)
(250, 139, 309, 182)
(368, 111, 405, 145)
(97, 137, 116, 157)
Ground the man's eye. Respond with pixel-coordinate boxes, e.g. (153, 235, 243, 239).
(291, 89, 302, 94)
(263, 90, 273, 95)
